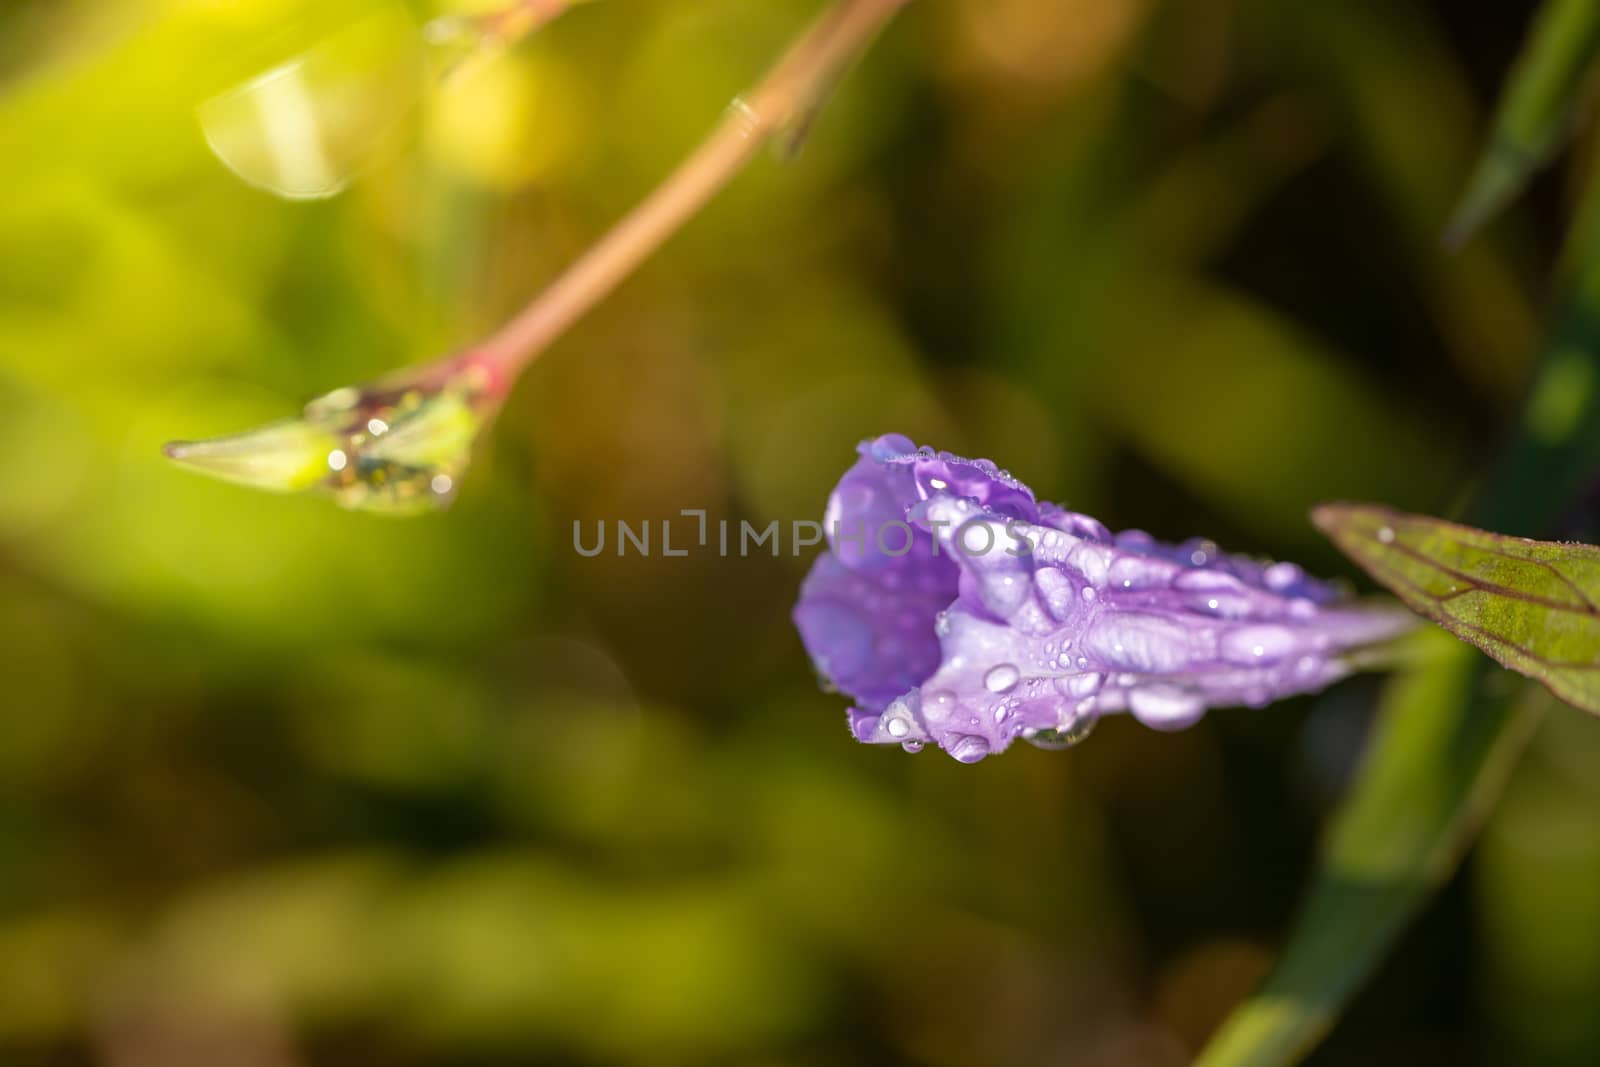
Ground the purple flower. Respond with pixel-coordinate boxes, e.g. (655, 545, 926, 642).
(793, 434, 1416, 763)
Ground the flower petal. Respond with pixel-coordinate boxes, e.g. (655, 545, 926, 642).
(795, 435, 1417, 762)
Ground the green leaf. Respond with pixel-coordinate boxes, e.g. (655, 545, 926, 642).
(197, 4, 425, 201)
(1199, 92, 1600, 1067)
(1195, 645, 1545, 1067)
(1447, 0, 1600, 244)
(164, 352, 499, 515)
(1314, 503, 1600, 716)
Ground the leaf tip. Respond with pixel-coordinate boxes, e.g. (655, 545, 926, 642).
(1310, 500, 1368, 537)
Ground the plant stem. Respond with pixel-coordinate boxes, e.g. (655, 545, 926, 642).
(472, 0, 908, 382)
(480, 0, 576, 42)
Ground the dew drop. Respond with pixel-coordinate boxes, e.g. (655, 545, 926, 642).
(1263, 562, 1300, 590)
(948, 734, 991, 763)
(1377, 526, 1395, 544)
(327, 449, 348, 472)
(1056, 672, 1104, 698)
(1024, 706, 1099, 750)
(924, 690, 957, 721)
(1222, 626, 1297, 666)
(1081, 587, 1097, 602)
(901, 740, 924, 754)
(984, 664, 1021, 693)
(1173, 569, 1241, 592)
(1128, 685, 1205, 730)
(885, 715, 910, 738)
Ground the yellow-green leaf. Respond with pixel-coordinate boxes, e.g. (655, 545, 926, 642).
(164, 353, 500, 516)
(197, 4, 425, 200)
(1314, 502, 1600, 715)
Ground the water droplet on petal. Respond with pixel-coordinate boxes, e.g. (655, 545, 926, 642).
(1172, 569, 1243, 592)
(922, 689, 957, 726)
(948, 734, 990, 763)
(901, 740, 924, 754)
(984, 664, 1021, 693)
(1221, 626, 1297, 666)
(1024, 706, 1099, 750)
(1056, 672, 1104, 698)
(1264, 562, 1301, 590)
(1128, 685, 1206, 731)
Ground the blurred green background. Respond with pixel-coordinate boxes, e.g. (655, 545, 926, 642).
(4, 0, 1600, 1064)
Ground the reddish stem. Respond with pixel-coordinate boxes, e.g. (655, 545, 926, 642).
(469, 0, 910, 388)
